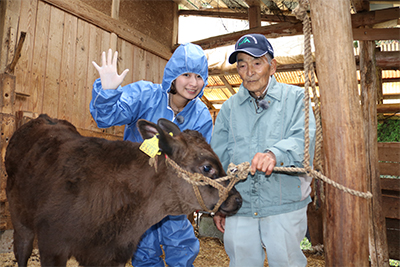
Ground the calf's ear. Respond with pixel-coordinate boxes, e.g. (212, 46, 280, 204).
(157, 119, 181, 156)
(137, 119, 159, 139)
(157, 118, 181, 136)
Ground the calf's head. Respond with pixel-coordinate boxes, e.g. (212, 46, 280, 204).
(137, 119, 242, 215)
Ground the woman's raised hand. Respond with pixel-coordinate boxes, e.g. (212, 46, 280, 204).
(92, 48, 129, 90)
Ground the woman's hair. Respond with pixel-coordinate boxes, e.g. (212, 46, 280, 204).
(169, 81, 177, 94)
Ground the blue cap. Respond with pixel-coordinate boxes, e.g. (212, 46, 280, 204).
(228, 34, 274, 64)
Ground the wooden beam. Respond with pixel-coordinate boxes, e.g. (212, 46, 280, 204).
(192, 21, 303, 50)
(377, 104, 400, 113)
(351, 7, 400, 28)
(178, 9, 300, 23)
(200, 95, 215, 110)
(355, 51, 400, 71)
(180, 7, 400, 27)
(309, 0, 369, 266)
(353, 27, 400, 41)
(246, 0, 261, 28)
(219, 75, 236, 96)
(41, 0, 172, 60)
(111, 0, 120, 19)
(172, 2, 179, 48)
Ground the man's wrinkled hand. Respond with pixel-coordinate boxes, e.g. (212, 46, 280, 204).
(92, 49, 129, 90)
(250, 151, 276, 176)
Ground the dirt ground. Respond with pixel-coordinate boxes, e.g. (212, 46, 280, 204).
(0, 235, 325, 267)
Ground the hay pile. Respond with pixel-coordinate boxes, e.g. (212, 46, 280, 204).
(0, 236, 325, 267)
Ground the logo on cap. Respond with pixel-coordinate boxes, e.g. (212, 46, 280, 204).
(238, 37, 251, 47)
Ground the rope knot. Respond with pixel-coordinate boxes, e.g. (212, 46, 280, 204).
(227, 162, 250, 181)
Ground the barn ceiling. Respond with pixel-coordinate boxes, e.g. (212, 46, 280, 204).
(174, 0, 400, 112)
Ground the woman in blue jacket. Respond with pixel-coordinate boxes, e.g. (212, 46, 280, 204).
(90, 43, 212, 267)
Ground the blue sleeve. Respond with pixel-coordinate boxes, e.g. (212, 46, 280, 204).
(89, 78, 161, 128)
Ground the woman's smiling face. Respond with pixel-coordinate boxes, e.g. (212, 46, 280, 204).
(236, 52, 276, 97)
(174, 73, 204, 100)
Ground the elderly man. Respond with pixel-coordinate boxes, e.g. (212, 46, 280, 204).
(211, 34, 316, 267)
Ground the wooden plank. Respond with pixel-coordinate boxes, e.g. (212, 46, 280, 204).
(378, 142, 400, 162)
(72, 18, 90, 129)
(379, 162, 400, 177)
(84, 26, 111, 132)
(145, 52, 159, 83)
(14, 0, 37, 111)
(382, 195, 400, 219)
(85, 24, 103, 131)
(381, 178, 400, 192)
(41, 0, 172, 60)
(58, 12, 77, 122)
(29, 0, 50, 114)
(133, 46, 147, 82)
(117, 39, 134, 86)
(86, 29, 111, 132)
(42, 6, 64, 118)
(115, 39, 132, 142)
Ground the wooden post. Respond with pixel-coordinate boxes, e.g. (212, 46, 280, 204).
(309, 1, 370, 266)
(0, 73, 16, 231)
(247, 1, 261, 29)
(359, 39, 390, 267)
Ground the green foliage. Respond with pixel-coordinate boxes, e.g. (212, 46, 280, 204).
(377, 119, 400, 142)
(300, 237, 311, 250)
(390, 259, 400, 266)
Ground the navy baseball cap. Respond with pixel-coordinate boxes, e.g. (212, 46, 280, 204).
(228, 34, 274, 64)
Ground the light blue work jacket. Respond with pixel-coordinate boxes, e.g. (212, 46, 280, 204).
(89, 43, 212, 143)
(211, 76, 316, 217)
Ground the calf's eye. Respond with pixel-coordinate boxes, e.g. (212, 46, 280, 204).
(202, 165, 212, 173)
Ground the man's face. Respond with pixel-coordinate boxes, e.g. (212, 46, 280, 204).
(236, 52, 277, 97)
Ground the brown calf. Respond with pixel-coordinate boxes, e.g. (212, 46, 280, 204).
(5, 114, 242, 266)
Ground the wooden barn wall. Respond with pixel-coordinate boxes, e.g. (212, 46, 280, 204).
(9, 0, 167, 135)
(0, 0, 168, 230)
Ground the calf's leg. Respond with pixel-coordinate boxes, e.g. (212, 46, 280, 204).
(12, 224, 34, 267)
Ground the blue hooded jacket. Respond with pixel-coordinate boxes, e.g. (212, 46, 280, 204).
(90, 43, 212, 143)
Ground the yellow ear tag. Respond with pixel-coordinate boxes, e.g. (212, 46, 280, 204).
(139, 132, 174, 158)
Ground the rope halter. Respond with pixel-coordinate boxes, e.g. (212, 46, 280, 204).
(164, 156, 250, 213)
